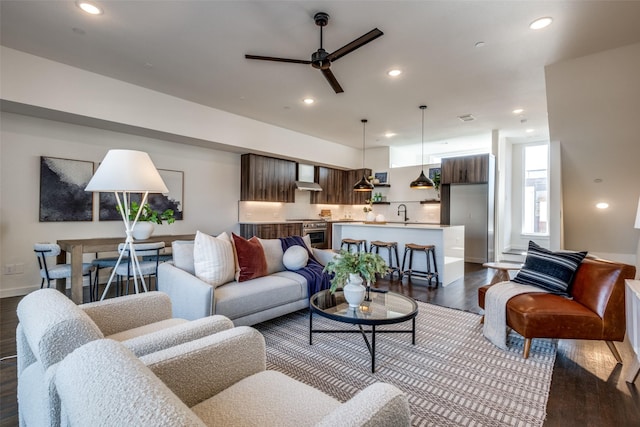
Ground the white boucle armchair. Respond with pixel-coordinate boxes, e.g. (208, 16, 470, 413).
(16, 288, 234, 427)
(56, 329, 411, 427)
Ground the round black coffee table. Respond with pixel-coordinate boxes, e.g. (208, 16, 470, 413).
(309, 288, 418, 372)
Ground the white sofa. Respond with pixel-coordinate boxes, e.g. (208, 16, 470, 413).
(55, 328, 412, 426)
(16, 289, 233, 427)
(157, 237, 335, 325)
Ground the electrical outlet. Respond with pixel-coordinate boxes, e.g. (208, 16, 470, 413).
(4, 264, 16, 275)
(14, 263, 25, 274)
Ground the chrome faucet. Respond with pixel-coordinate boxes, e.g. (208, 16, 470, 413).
(397, 204, 409, 222)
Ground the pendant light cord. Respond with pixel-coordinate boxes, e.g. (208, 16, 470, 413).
(362, 119, 367, 168)
(420, 105, 426, 170)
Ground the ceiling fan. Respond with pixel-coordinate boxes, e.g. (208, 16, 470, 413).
(245, 12, 383, 94)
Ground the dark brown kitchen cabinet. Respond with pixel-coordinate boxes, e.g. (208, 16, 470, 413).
(311, 167, 344, 204)
(345, 168, 372, 204)
(311, 167, 372, 204)
(240, 223, 303, 239)
(240, 154, 296, 202)
(441, 154, 491, 184)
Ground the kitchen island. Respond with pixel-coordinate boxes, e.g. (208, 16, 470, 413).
(331, 222, 465, 287)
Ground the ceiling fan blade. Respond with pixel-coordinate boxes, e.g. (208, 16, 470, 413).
(245, 54, 312, 65)
(321, 68, 344, 93)
(327, 28, 383, 62)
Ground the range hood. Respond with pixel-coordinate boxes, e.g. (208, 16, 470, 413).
(295, 164, 323, 191)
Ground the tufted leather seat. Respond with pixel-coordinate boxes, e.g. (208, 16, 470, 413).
(478, 257, 636, 359)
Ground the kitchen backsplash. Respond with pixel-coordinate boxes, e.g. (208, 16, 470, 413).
(238, 190, 440, 223)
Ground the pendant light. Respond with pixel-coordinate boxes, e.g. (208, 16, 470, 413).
(353, 119, 374, 192)
(410, 105, 435, 189)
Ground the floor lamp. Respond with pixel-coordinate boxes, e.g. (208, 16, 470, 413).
(85, 149, 168, 300)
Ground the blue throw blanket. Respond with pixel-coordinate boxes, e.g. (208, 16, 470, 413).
(279, 236, 333, 297)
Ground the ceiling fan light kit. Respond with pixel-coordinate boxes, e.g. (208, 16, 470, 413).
(245, 12, 383, 94)
(410, 105, 435, 189)
(354, 119, 374, 192)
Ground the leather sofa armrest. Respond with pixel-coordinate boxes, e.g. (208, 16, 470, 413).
(316, 383, 411, 427)
(157, 262, 215, 320)
(80, 291, 173, 336)
(140, 326, 266, 407)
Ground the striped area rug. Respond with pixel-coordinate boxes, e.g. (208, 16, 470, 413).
(254, 301, 556, 427)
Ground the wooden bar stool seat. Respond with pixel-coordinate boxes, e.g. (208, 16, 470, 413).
(341, 238, 368, 253)
(401, 243, 439, 287)
(369, 241, 402, 280)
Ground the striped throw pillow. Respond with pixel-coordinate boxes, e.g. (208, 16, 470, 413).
(512, 241, 587, 296)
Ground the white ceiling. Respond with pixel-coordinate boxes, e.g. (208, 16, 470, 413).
(2, 1, 640, 152)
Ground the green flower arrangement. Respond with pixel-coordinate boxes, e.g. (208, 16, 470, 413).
(117, 201, 175, 225)
(323, 250, 388, 293)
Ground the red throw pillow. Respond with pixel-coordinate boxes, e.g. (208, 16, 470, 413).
(231, 233, 268, 282)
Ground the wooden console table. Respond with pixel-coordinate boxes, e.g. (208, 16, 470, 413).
(57, 234, 195, 304)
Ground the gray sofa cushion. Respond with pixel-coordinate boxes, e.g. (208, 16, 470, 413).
(214, 274, 307, 320)
(172, 240, 196, 275)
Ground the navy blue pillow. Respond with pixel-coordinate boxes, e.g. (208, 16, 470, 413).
(512, 241, 587, 296)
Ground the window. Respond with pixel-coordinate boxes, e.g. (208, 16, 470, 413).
(522, 144, 549, 235)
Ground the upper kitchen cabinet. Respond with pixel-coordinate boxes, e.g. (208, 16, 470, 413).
(311, 167, 372, 205)
(311, 166, 344, 204)
(441, 154, 492, 184)
(345, 168, 373, 205)
(240, 154, 296, 202)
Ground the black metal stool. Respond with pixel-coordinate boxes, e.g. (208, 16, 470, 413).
(341, 238, 367, 253)
(401, 243, 439, 286)
(369, 240, 402, 280)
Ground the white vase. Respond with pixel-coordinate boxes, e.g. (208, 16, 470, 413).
(366, 211, 376, 222)
(132, 222, 154, 240)
(343, 273, 365, 308)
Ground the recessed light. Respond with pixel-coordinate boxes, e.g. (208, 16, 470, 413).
(387, 69, 402, 77)
(525, 129, 534, 133)
(76, 1, 103, 15)
(513, 108, 524, 114)
(596, 202, 609, 209)
(384, 132, 396, 138)
(303, 98, 315, 105)
(529, 17, 552, 30)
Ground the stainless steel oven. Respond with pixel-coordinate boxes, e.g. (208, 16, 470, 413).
(301, 220, 328, 249)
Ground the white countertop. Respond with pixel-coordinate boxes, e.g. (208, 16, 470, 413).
(333, 222, 450, 229)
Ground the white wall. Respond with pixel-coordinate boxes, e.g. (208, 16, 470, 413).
(0, 47, 361, 169)
(0, 112, 240, 297)
(546, 42, 640, 262)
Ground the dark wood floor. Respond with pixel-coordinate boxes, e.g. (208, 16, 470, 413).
(1, 264, 639, 426)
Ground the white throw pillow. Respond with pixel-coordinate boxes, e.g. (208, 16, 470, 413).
(257, 238, 285, 274)
(282, 246, 309, 271)
(193, 231, 235, 287)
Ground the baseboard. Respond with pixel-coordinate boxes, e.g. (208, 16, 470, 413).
(0, 285, 39, 299)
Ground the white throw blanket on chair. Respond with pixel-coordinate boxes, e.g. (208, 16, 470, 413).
(483, 281, 548, 350)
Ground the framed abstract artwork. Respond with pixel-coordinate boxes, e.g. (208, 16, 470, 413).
(39, 156, 94, 222)
(99, 168, 184, 221)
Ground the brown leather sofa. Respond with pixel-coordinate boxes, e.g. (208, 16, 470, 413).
(478, 258, 636, 359)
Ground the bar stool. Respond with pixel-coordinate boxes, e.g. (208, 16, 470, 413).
(341, 238, 368, 253)
(401, 243, 439, 287)
(369, 240, 402, 280)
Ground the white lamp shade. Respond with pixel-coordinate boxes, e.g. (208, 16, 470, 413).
(635, 197, 640, 229)
(85, 149, 168, 193)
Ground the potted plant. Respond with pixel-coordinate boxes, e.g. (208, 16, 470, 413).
(323, 250, 388, 307)
(432, 171, 441, 198)
(117, 201, 175, 240)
